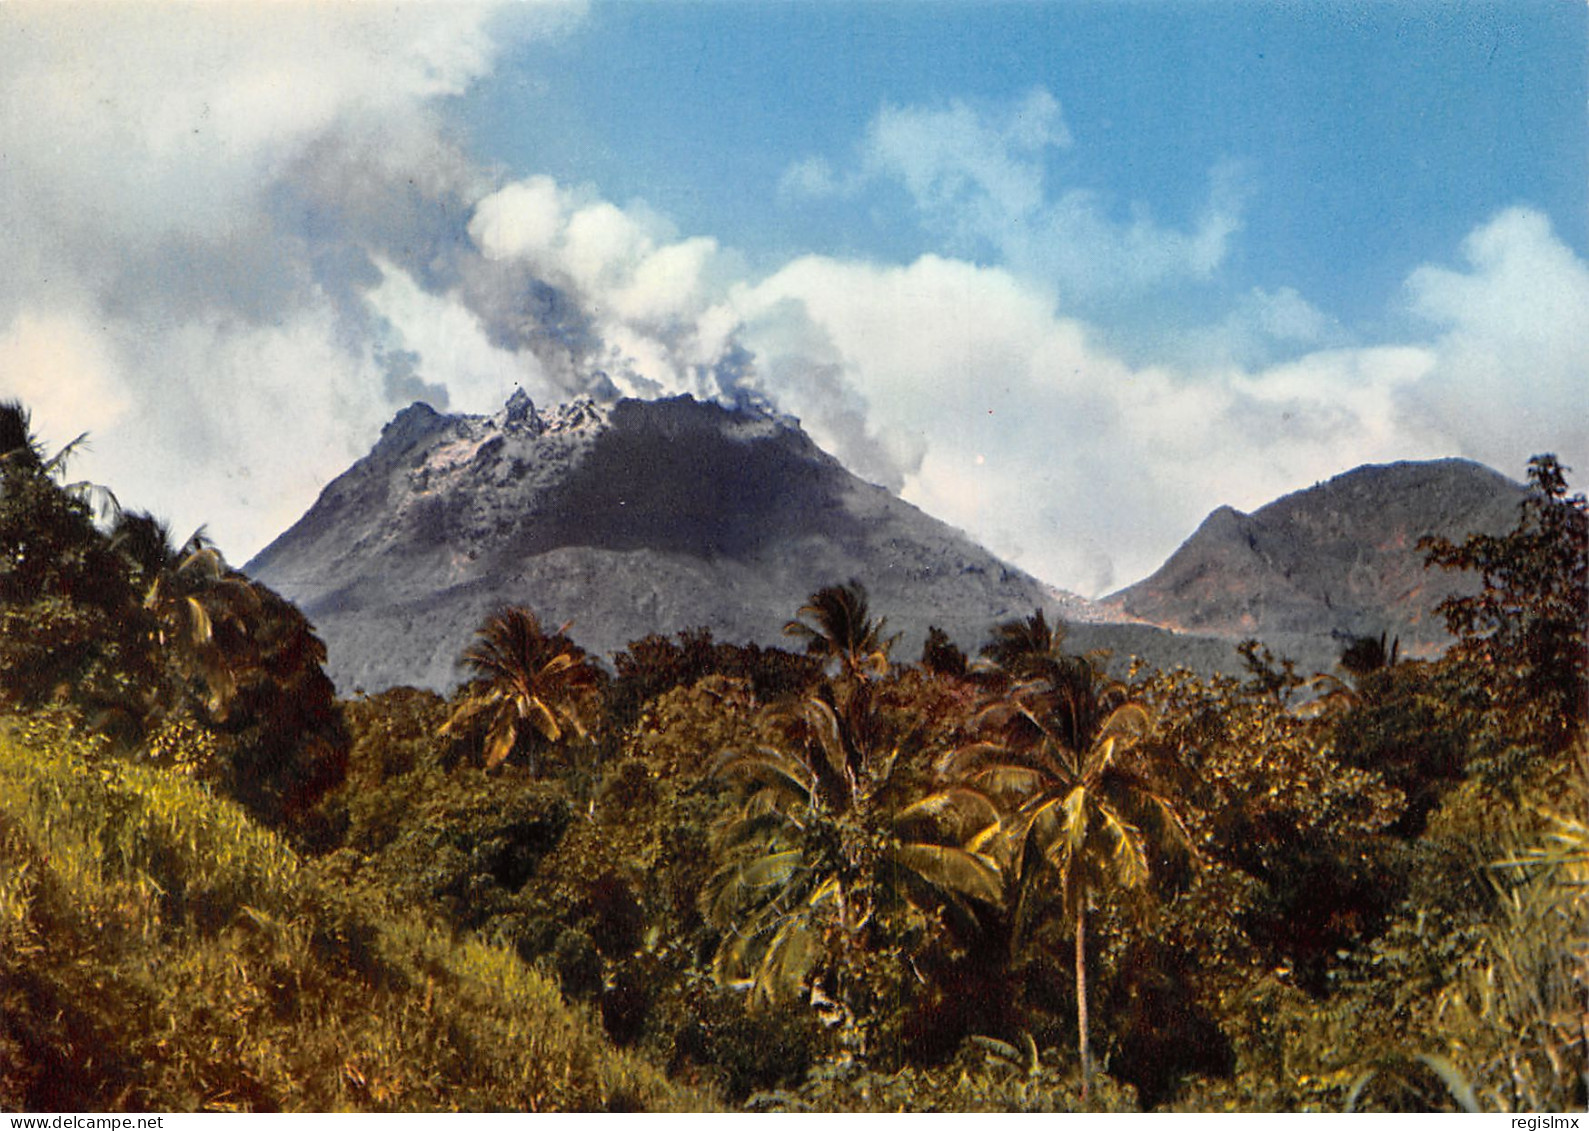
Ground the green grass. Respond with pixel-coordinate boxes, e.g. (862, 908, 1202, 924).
(0, 714, 716, 1112)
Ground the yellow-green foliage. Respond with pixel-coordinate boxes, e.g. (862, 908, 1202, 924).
(1165, 740, 1589, 1114)
(751, 1036, 1139, 1112)
(142, 712, 221, 777)
(1432, 746, 1589, 1112)
(1, 714, 302, 933)
(553, 674, 764, 930)
(0, 715, 713, 1112)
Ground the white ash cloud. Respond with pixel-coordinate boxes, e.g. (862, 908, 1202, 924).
(0, 3, 580, 562)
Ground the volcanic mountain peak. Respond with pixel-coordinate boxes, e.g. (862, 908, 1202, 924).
(247, 391, 1138, 692)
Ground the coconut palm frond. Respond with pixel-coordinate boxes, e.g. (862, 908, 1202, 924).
(0, 400, 41, 467)
(715, 747, 817, 805)
(1097, 701, 1152, 742)
(895, 785, 1001, 836)
(784, 580, 896, 679)
(520, 695, 566, 744)
(63, 480, 120, 524)
(749, 916, 822, 1009)
(969, 762, 1048, 802)
(481, 715, 518, 771)
(739, 849, 805, 890)
(798, 695, 853, 789)
(891, 842, 1002, 906)
(442, 606, 599, 772)
(1096, 804, 1149, 891)
(965, 819, 1008, 859)
(1059, 785, 1091, 854)
(182, 594, 214, 645)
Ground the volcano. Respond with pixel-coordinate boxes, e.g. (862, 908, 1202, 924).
(248, 391, 1140, 691)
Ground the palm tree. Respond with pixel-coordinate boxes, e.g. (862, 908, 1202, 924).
(0, 399, 106, 510)
(942, 668, 1188, 1103)
(783, 580, 896, 681)
(920, 625, 969, 678)
(0, 400, 44, 473)
(705, 689, 1001, 1039)
(0, 399, 89, 478)
(979, 608, 1064, 680)
(1297, 632, 1402, 721)
(978, 609, 1123, 748)
(111, 511, 260, 719)
(441, 607, 601, 772)
(116, 514, 245, 635)
(978, 611, 1113, 752)
(1339, 631, 1401, 678)
(0, 402, 135, 707)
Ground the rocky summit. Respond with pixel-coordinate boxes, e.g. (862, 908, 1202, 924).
(247, 391, 1133, 692)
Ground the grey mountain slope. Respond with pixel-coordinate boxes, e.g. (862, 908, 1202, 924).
(248, 392, 1171, 693)
(1103, 458, 1525, 672)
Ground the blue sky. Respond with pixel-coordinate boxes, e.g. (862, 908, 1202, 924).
(468, 1, 1585, 322)
(1, 1, 1585, 597)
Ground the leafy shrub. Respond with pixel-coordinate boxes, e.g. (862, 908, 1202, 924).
(1141, 665, 1405, 990)
(749, 1035, 1138, 1112)
(356, 770, 572, 935)
(610, 628, 820, 728)
(1422, 454, 1588, 769)
(1329, 661, 1476, 835)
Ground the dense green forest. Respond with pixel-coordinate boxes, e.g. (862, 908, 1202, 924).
(1, 398, 1584, 1112)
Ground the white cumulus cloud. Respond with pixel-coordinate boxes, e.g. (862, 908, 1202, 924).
(783, 87, 1247, 305)
(719, 216, 1575, 595)
(1401, 207, 1589, 475)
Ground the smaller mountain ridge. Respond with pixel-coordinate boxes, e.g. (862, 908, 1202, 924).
(1104, 458, 1525, 667)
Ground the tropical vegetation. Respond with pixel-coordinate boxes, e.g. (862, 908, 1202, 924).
(1, 399, 1583, 1112)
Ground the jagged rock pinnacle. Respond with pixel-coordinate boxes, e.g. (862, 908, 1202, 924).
(494, 387, 543, 434)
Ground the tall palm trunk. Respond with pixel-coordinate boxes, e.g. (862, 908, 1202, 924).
(1076, 898, 1091, 1105)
